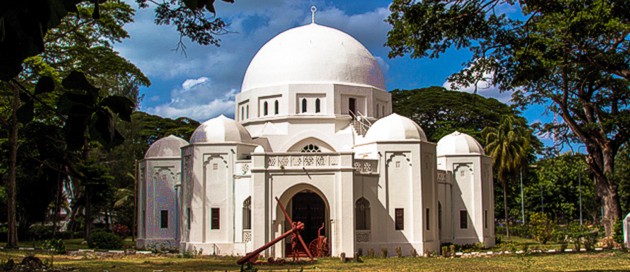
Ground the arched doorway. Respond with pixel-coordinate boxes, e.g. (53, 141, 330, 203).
(284, 190, 328, 256)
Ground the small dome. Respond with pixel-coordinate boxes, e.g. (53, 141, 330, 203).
(241, 23, 385, 92)
(254, 145, 265, 153)
(436, 131, 485, 155)
(364, 113, 427, 142)
(144, 135, 188, 158)
(190, 115, 252, 144)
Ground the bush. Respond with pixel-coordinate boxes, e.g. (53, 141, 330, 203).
(613, 219, 624, 245)
(367, 248, 375, 258)
(380, 247, 388, 258)
(42, 239, 66, 254)
(27, 225, 55, 240)
(87, 231, 123, 249)
(112, 224, 130, 239)
(528, 213, 555, 244)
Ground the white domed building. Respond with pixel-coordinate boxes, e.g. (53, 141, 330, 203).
(137, 19, 494, 257)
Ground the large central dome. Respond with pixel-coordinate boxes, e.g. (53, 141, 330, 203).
(241, 23, 386, 92)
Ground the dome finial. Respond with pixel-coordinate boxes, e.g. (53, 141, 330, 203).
(311, 6, 317, 24)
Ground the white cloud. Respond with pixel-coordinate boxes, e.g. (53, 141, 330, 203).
(147, 99, 236, 122)
(182, 77, 209, 90)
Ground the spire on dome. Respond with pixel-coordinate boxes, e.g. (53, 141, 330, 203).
(311, 6, 317, 24)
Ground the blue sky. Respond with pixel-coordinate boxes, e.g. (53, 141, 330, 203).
(114, 0, 556, 145)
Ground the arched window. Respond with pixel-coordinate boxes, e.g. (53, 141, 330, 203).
(274, 100, 279, 115)
(356, 197, 370, 230)
(301, 144, 321, 153)
(263, 101, 268, 116)
(243, 197, 251, 230)
(301, 98, 307, 113)
(315, 98, 321, 113)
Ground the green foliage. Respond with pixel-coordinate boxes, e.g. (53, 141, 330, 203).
(616, 145, 630, 217)
(395, 247, 402, 258)
(386, 0, 630, 235)
(531, 153, 597, 224)
(613, 219, 624, 245)
(367, 248, 375, 258)
(0, 0, 233, 81)
(86, 231, 122, 250)
(380, 247, 388, 258)
(391, 86, 527, 143)
(484, 115, 532, 238)
(528, 213, 555, 244)
(42, 239, 66, 254)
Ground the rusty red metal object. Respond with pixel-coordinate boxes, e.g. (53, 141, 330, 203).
(236, 197, 315, 265)
(308, 222, 330, 257)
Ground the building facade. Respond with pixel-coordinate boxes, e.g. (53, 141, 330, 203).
(137, 21, 495, 258)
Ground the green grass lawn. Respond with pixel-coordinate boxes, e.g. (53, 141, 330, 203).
(1, 250, 629, 271)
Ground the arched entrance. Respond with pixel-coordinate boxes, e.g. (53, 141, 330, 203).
(283, 189, 329, 256)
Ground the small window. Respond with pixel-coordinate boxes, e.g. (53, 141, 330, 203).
(425, 208, 430, 230)
(243, 197, 252, 230)
(274, 100, 279, 115)
(301, 144, 321, 153)
(460, 210, 468, 229)
(356, 198, 371, 230)
(211, 208, 220, 230)
(376, 104, 380, 117)
(241, 107, 244, 121)
(315, 98, 321, 113)
(186, 208, 191, 230)
(301, 98, 307, 113)
(246, 105, 249, 118)
(382, 105, 385, 116)
(396, 161, 401, 168)
(263, 101, 268, 116)
(160, 210, 168, 228)
(395, 208, 404, 230)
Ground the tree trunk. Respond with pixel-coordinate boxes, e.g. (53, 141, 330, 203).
(596, 175, 621, 236)
(503, 180, 510, 239)
(83, 137, 92, 239)
(584, 143, 621, 236)
(6, 84, 19, 248)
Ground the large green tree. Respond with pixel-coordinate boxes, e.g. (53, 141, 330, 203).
(483, 115, 532, 238)
(530, 153, 597, 224)
(387, 0, 629, 235)
(392, 86, 518, 142)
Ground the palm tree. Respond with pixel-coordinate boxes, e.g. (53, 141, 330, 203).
(483, 115, 531, 239)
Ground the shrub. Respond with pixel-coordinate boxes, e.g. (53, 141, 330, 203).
(42, 239, 66, 254)
(112, 224, 130, 239)
(367, 248, 375, 258)
(613, 219, 624, 245)
(395, 247, 402, 258)
(87, 231, 123, 249)
(410, 248, 418, 257)
(528, 213, 555, 244)
(380, 247, 388, 258)
(27, 225, 55, 240)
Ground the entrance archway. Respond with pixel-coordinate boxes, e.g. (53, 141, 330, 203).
(291, 191, 326, 243)
(280, 188, 330, 256)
